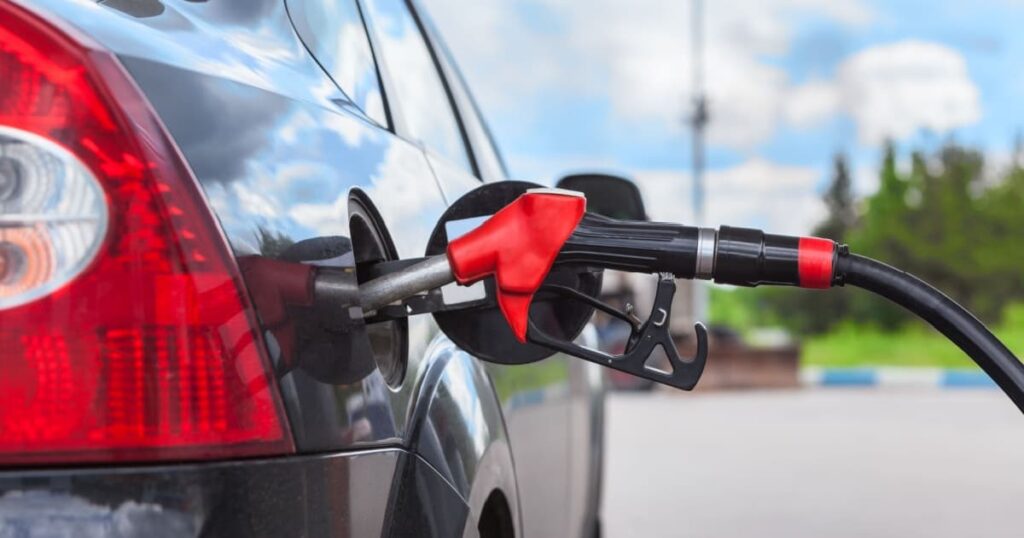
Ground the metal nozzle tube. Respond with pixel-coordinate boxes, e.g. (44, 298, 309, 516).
(359, 254, 455, 313)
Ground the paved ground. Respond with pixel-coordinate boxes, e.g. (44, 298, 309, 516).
(602, 389, 1024, 537)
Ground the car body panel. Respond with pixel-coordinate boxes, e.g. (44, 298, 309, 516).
(0, 449, 466, 537)
(6, 0, 604, 535)
(416, 106, 581, 538)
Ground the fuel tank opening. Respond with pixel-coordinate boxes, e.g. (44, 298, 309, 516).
(349, 189, 408, 387)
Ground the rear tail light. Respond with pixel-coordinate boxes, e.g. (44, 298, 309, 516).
(0, 2, 294, 464)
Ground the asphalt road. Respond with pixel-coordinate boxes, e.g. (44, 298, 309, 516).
(602, 389, 1024, 537)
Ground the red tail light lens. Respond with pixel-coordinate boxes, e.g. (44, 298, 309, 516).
(0, 2, 293, 464)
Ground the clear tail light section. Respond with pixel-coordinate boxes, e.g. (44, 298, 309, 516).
(0, 2, 294, 464)
(0, 127, 108, 308)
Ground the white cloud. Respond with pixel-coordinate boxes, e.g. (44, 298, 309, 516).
(416, 3, 980, 235)
(504, 151, 619, 184)
(286, 142, 447, 255)
(421, 0, 874, 150)
(785, 40, 982, 144)
(502, 150, 826, 234)
(231, 181, 279, 218)
(837, 40, 981, 144)
(785, 80, 841, 128)
(288, 191, 350, 236)
(633, 159, 825, 235)
(423, 2, 980, 153)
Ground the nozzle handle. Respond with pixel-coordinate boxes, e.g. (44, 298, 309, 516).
(555, 213, 707, 278)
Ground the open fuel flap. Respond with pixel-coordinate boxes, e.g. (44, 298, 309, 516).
(426, 181, 602, 364)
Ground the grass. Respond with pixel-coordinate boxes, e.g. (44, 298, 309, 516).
(802, 319, 1024, 369)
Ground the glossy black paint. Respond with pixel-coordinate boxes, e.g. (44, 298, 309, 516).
(0, 449, 466, 537)
(12, 0, 605, 535)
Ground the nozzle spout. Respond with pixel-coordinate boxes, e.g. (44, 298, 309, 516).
(358, 254, 454, 313)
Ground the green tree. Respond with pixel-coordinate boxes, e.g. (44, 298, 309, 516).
(974, 162, 1024, 319)
(906, 145, 983, 312)
(849, 141, 1002, 325)
(849, 142, 913, 267)
(717, 139, 1024, 337)
(255, 227, 295, 258)
(845, 142, 918, 329)
(814, 153, 856, 241)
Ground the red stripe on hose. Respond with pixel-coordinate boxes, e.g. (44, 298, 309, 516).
(798, 237, 835, 289)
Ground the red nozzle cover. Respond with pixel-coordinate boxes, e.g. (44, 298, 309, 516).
(447, 191, 586, 342)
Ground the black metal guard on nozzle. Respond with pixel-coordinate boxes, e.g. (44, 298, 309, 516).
(527, 274, 709, 390)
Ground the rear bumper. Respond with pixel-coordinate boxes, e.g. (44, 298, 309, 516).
(0, 448, 467, 537)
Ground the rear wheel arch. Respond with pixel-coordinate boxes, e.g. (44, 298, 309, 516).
(477, 489, 516, 538)
(407, 335, 522, 536)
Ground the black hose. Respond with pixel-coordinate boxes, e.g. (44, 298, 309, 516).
(835, 253, 1024, 413)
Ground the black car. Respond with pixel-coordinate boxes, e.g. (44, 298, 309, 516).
(0, 0, 605, 535)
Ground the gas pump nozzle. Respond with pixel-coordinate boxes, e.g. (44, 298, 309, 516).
(356, 188, 1024, 410)
(357, 189, 832, 391)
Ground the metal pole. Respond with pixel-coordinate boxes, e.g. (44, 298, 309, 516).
(690, 0, 709, 324)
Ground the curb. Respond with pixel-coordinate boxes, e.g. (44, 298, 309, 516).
(800, 367, 996, 389)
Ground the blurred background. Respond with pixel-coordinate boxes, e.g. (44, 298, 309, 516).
(422, 0, 1024, 536)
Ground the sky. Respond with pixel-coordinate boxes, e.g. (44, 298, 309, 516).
(420, 0, 1024, 234)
